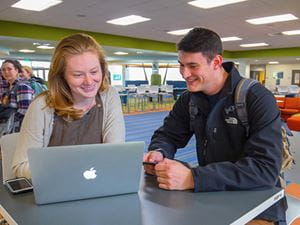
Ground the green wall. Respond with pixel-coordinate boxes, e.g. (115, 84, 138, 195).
(0, 20, 299, 59)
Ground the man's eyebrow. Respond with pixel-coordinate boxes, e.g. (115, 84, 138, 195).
(178, 61, 199, 66)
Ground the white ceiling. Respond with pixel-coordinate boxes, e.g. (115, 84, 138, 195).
(0, 0, 300, 63)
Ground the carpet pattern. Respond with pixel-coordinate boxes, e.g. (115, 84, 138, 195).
(125, 111, 198, 166)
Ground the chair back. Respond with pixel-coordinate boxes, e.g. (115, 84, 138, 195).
(148, 85, 159, 94)
(0, 132, 19, 183)
(286, 194, 300, 225)
(166, 85, 173, 93)
(136, 86, 147, 94)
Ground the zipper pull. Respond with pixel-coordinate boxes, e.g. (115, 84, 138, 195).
(203, 139, 208, 156)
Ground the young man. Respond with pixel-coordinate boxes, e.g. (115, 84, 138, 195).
(143, 28, 286, 225)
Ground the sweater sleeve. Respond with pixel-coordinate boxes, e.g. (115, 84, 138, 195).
(12, 95, 48, 179)
(102, 86, 125, 143)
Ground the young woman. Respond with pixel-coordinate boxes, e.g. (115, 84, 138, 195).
(0, 59, 34, 133)
(12, 33, 125, 179)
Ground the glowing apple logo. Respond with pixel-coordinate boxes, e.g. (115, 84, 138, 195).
(83, 167, 97, 180)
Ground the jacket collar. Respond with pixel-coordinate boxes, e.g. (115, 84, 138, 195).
(219, 62, 243, 97)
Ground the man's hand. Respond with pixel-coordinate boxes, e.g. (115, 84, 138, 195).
(155, 158, 194, 190)
(143, 151, 164, 175)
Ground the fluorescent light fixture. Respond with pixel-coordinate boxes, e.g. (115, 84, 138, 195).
(167, 28, 193, 36)
(268, 61, 279, 64)
(221, 36, 242, 42)
(234, 62, 240, 65)
(37, 45, 55, 49)
(19, 49, 35, 53)
(282, 29, 300, 35)
(246, 13, 298, 25)
(188, 0, 247, 9)
(114, 51, 128, 55)
(107, 15, 150, 26)
(11, 0, 62, 11)
(240, 43, 269, 48)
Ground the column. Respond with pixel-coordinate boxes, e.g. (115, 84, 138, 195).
(237, 61, 250, 78)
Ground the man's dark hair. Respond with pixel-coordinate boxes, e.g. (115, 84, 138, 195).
(177, 27, 223, 62)
(2, 59, 22, 73)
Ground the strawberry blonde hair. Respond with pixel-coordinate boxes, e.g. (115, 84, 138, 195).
(45, 33, 109, 120)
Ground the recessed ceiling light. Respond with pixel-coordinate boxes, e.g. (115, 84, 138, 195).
(240, 43, 269, 48)
(188, 0, 247, 9)
(268, 61, 279, 64)
(11, 0, 62, 11)
(246, 13, 298, 25)
(19, 49, 35, 53)
(282, 29, 300, 35)
(136, 51, 143, 54)
(221, 36, 242, 42)
(114, 51, 128, 55)
(167, 28, 193, 36)
(37, 45, 55, 49)
(106, 15, 150, 26)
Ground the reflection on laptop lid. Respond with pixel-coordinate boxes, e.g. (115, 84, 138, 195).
(28, 141, 144, 205)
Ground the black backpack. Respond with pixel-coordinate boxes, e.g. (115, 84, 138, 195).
(235, 78, 294, 173)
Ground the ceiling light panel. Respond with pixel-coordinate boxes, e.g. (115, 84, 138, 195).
(167, 28, 193, 36)
(11, 0, 62, 11)
(282, 29, 300, 35)
(37, 45, 55, 49)
(107, 15, 151, 26)
(221, 36, 242, 42)
(240, 43, 269, 47)
(114, 51, 128, 55)
(188, 0, 247, 9)
(19, 49, 35, 53)
(268, 61, 279, 64)
(246, 14, 298, 25)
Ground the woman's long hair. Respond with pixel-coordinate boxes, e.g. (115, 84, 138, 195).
(45, 33, 109, 120)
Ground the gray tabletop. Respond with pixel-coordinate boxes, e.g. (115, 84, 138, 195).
(0, 169, 284, 225)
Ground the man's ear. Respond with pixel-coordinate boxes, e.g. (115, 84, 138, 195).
(212, 55, 223, 70)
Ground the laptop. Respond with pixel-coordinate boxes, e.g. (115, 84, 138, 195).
(27, 141, 144, 205)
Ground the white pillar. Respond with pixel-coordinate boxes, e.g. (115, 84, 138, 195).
(238, 61, 250, 78)
(152, 62, 159, 74)
(123, 65, 129, 86)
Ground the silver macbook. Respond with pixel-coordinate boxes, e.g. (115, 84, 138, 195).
(28, 141, 144, 205)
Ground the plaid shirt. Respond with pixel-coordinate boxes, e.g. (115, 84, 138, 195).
(2, 78, 34, 131)
(0, 75, 9, 101)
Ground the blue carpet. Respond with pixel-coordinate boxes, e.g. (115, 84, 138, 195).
(125, 111, 198, 166)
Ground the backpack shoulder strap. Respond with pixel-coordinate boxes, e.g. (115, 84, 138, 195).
(235, 78, 259, 137)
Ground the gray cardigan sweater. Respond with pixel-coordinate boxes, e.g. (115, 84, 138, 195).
(12, 86, 125, 179)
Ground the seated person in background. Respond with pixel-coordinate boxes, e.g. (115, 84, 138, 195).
(12, 33, 125, 179)
(143, 28, 286, 225)
(0, 70, 9, 101)
(0, 59, 34, 134)
(20, 65, 48, 96)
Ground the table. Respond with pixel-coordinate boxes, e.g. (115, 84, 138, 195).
(0, 166, 284, 225)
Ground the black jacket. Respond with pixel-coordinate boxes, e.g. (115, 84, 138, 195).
(148, 62, 286, 223)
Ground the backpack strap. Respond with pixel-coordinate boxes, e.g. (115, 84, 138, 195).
(234, 78, 259, 137)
